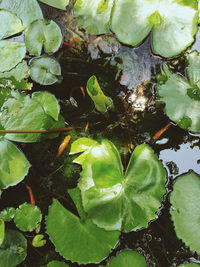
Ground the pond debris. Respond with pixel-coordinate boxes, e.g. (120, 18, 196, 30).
(0, 126, 77, 134)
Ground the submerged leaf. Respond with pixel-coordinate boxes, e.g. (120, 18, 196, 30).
(0, 229, 27, 267)
(0, 138, 30, 190)
(30, 57, 61, 85)
(25, 19, 62, 56)
(170, 172, 200, 254)
(14, 203, 42, 232)
(157, 51, 200, 133)
(70, 138, 166, 232)
(106, 250, 147, 267)
(39, 0, 69, 10)
(46, 199, 120, 264)
(0, 41, 26, 72)
(0, 0, 43, 27)
(0, 10, 23, 39)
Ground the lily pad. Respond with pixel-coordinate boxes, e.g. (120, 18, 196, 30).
(46, 199, 120, 264)
(74, 0, 114, 34)
(0, 138, 30, 190)
(14, 203, 42, 232)
(0, 10, 23, 39)
(177, 264, 200, 267)
(0, 90, 65, 142)
(157, 51, 200, 133)
(0, 0, 43, 27)
(39, 0, 69, 10)
(0, 229, 27, 267)
(70, 138, 166, 232)
(170, 172, 200, 254)
(25, 19, 62, 56)
(106, 250, 147, 267)
(46, 261, 69, 267)
(0, 41, 26, 72)
(0, 207, 16, 222)
(30, 56, 61, 85)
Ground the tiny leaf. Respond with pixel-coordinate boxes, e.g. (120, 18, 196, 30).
(0, 207, 16, 222)
(32, 234, 46, 247)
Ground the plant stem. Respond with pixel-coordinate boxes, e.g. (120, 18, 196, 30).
(0, 126, 78, 134)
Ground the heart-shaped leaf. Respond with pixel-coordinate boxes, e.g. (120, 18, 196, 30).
(157, 51, 200, 133)
(0, 229, 27, 267)
(39, 0, 69, 10)
(0, 41, 26, 72)
(0, 138, 30, 190)
(70, 138, 166, 232)
(170, 172, 200, 254)
(30, 56, 61, 85)
(106, 250, 147, 267)
(25, 19, 62, 56)
(46, 199, 120, 264)
(32, 234, 47, 247)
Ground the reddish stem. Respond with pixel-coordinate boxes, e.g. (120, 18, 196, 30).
(26, 184, 36, 206)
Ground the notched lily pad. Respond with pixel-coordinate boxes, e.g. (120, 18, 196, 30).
(170, 172, 200, 254)
(39, 0, 69, 10)
(25, 19, 62, 56)
(30, 56, 61, 85)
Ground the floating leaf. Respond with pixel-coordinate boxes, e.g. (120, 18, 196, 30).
(0, 61, 32, 90)
(46, 260, 69, 267)
(0, 138, 30, 190)
(106, 250, 147, 267)
(0, 41, 26, 72)
(0, 207, 16, 222)
(0, 0, 43, 27)
(30, 56, 61, 85)
(170, 172, 200, 254)
(87, 75, 114, 113)
(0, 229, 27, 267)
(70, 138, 166, 232)
(46, 199, 120, 264)
(176, 264, 200, 267)
(74, 0, 114, 34)
(25, 19, 62, 56)
(0, 10, 23, 39)
(157, 51, 200, 133)
(14, 203, 42, 232)
(32, 234, 47, 247)
(39, 0, 69, 10)
(0, 219, 5, 246)
(0, 90, 65, 142)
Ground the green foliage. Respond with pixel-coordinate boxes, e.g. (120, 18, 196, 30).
(0, 10, 23, 39)
(46, 199, 120, 264)
(74, 0, 198, 57)
(170, 172, 200, 254)
(176, 264, 200, 267)
(0, 229, 27, 267)
(14, 203, 42, 232)
(0, 138, 30, 190)
(46, 260, 70, 267)
(0, 207, 16, 222)
(25, 19, 62, 56)
(106, 250, 147, 267)
(0, 219, 5, 246)
(157, 51, 200, 133)
(39, 0, 69, 10)
(30, 56, 61, 85)
(0, 0, 43, 27)
(32, 234, 47, 247)
(70, 138, 166, 232)
(0, 41, 26, 72)
(0, 90, 65, 142)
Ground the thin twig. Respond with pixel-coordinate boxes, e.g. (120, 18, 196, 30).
(0, 126, 78, 134)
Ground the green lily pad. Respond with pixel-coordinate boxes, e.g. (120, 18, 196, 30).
(0, 138, 30, 190)
(157, 51, 200, 133)
(170, 172, 200, 254)
(106, 250, 147, 267)
(30, 56, 61, 85)
(46, 199, 120, 264)
(0, 61, 32, 90)
(25, 19, 62, 56)
(0, 90, 65, 142)
(70, 138, 166, 232)
(74, 0, 114, 34)
(46, 261, 69, 267)
(0, 41, 26, 72)
(0, 229, 27, 267)
(0, 207, 16, 222)
(14, 203, 42, 232)
(0, 219, 5, 246)
(39, 0, 69, 10)
(0, 0, 43, 27)
(0, 10, 23, 39)
(177, 264, 200, 267)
